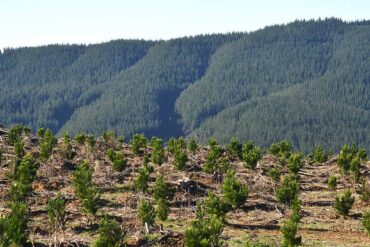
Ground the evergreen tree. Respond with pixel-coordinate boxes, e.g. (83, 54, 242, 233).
(72, 160, 100, 215)
(276, 175, 299, 207)
(94, 216, 125, 247)
(0, 202, 29, 246)
(138, 199, 156, 226)
(131, 134, 147, 155)
(46, 193, 66, 237)
(150, 137, 165, 165)
(222, 170, 248, 209)
(39, 129, 57, 161)
(334, 190, 355, 216)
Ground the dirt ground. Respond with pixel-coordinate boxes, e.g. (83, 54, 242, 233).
(0, 130, 370, 246)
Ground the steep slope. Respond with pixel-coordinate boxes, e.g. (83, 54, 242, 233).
(59, 34, 242, 138)
(1, 19, 370, 151)
(189, 23, 370, 151)
(0, 40, 156, 132)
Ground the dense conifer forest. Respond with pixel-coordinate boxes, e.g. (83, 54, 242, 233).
(1, 18, 370, 151)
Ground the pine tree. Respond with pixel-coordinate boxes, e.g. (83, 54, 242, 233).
(334, 190, 354, 216)
(276, 175, 299, 207)
(94, 216, 125, 247)
(72, 160, 100, 215)
(39, 129, 57, 161)
(222, 170, 248, 209)
(47, 193, 66, 240)
(150, 137, 165, 165)
(131, 133, 147, 155)
(0, 202, 29, 246)
(138, 199, 156, 226)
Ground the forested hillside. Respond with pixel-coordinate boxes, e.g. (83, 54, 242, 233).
(1, 18, 370, 151)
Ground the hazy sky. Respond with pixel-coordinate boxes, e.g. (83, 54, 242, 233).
(1, 0, 370, 49)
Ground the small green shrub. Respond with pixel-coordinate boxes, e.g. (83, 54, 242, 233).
(0, 202, 29, 246)
(131, 133, 147, 155)
(174, 149, 188, 170)
(188, 139, 198, 154)
(46, 193, 66, 234)
(156, 199, 170, 221)
(75, 133, 86, 145)
(281, 217, 301, 247)
(61, 132, 75, 160)
(268, 168, 281, 182)
(72, 160, 100, 215)
(328, 175, 337, 190)
(184, 214, 223, 247)
(94, 216, 125, 247)
(138, 199, 156, 226)
(287, 152, 304, 174)
(276, 175, 299, 207)
(242, 141, 262, 170)
(222, 170, 248, 209)
(334, 190, 355, 216)
(229, 137, 242, 159)
(39, 129, 57, 161)
(150, 137, 165, 165)
(362, 211, 370, 236)
(270, 140, 292, 158)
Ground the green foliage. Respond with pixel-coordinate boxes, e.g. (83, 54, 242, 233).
(156, 199, 170, 221)
(14, 140, 25, 158)
(117, 135, 124, 144)
(280, 216, 301, 247)
(61, 132, 75, 160)
(4, 21, 370, 151)
(276, 175, 299, 207)
(134, 163, 151, 193)
(334, 190, 355, 216)
(86, 134, 96, 150)
(362, 211, 370, 236)
(107, 149, 126, 172)
(287, 152, 304, 175)
(75, 133, 86, 144)
(313, 146, 328, 163)
(94, 216, 125, 247)
(350, 156, 361, 182)
(7, 124, 25, 146)
(203, 140, 230, 174)
(72, 160, 100, 215)
(328, 175, 337, 190)
(131, 134, 147, 155)
(203, 192, 230, 222)
(270, 141, 292, 159)
(184, 214, 223, 247)
(188, 139, 198, 154)
(150, 137, 165, 165)
(174, 149, 188, 170)
(268, 168, 281, 182)
(242, 141, 262, 170)
(37, 128, 45, 138)
(0, 202, 29, 246)
(101, 130, 115, 142)
(222, 170, 248, 209)
(229, 137, 242, 159)
(153, 175, 174, 201)
(337, 144, 367, 183)
(46, 193, 66, 233)
(39, 129, 57, 161)
(9, 154, 38, 202)
(167, 137, 187, 155)
(138, 199, 156, 226)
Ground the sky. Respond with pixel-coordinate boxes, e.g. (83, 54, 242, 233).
(1, 0, 370, 50)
